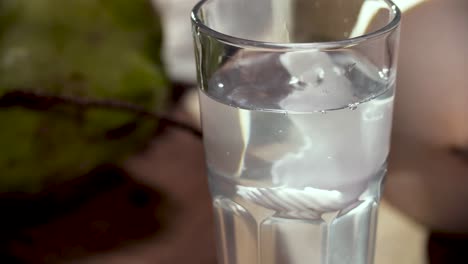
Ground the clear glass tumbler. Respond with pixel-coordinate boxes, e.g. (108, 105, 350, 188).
(191, 1, 401, 263)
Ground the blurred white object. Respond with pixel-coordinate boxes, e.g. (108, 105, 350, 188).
(351, 0, 427, 37)
(153, 0, 199, 82)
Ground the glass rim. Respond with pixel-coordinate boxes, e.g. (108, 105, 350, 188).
(191, 0, 401, 50)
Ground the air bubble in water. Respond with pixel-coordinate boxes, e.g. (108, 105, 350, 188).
(345, 63, 357, 76)
(289, 76, 308, 90)
(379, 68, 390, 80)
(315, 68, 325, 85)
(348, 103, 359, 110)
(333, 66, 344, 75)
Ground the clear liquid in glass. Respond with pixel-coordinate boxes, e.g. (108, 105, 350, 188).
(199, 51, 395, 264)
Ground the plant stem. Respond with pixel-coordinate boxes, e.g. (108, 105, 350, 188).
(0, 89, 202, 138)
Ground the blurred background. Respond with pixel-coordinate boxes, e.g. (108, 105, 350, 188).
(0, 0, 466, 263)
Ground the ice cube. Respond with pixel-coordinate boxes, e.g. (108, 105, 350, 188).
(271, 101, 392, 190)
(261, 51, 393, 214)
(207, 50, 393, 217)
(278, 51, 356, 112)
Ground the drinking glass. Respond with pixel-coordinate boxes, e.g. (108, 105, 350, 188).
(191, 0, 401, 263)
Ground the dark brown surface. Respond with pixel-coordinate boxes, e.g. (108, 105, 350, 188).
(102, 110, 217, 264)
(0, 109, 217, 263)
(2, 170, 168, 263)
(84, 109, 215, 263)
(428, 232, 468, 264)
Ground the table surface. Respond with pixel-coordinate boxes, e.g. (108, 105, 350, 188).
(0, 96, 428, 263)
(80, 102, 428, 264)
